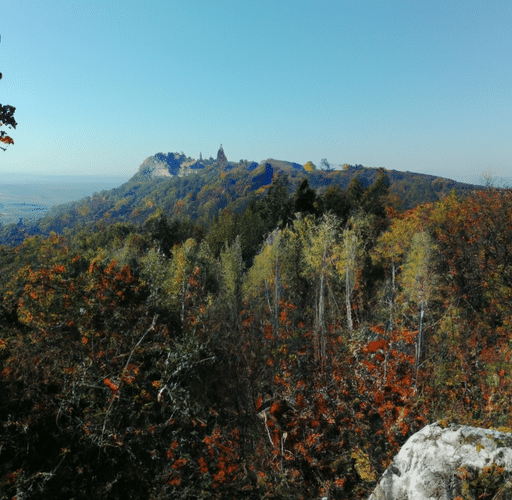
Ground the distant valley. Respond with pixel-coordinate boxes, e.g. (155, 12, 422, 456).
(0, 174, 130, 225)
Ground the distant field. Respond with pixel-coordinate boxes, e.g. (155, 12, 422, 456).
(0, 174, 130, 226)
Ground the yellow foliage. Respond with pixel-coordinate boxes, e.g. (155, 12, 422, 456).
(303, 161, 316, 172)
(351, 448, 377, 482)
(243, 232, 280, 299)
(77, 205, 90, 217)
(112, 197, 130, 212)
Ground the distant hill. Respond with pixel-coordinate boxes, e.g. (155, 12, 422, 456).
(0, 147, 483, 245)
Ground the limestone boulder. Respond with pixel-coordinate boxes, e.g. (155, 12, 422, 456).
(369, 422, 512, 500)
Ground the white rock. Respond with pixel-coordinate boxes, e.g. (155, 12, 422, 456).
(369, 422, 512, 500)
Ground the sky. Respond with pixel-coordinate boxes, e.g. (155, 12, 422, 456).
(1, 0, 511, 185)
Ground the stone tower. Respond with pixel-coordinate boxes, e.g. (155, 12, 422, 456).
(216, 144, 228, 167)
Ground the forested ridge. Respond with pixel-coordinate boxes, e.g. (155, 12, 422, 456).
(0, 150, 481, 247)
(1, 169, 512, 499)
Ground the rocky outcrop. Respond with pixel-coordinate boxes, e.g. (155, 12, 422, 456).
(132, 152, 207, 180)
(369, 423, 512, 500)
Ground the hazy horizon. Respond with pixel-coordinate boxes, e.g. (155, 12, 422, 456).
(0, 173, 131, 225)
(1, 165, 509, 189)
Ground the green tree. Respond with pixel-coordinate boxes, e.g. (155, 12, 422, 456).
(372, 207, 425, 335)
(361, 170, 390, 219)
(207, 203, 265, 265)
(206, 209, 238, 257)
(293, 178, 319, 216)
(243, 229, 283, 336)
(346, 176, 365, 212)
(321, 184, 350, 222)
(220, 236, 245, 328)
(298, 214, 339, 359)
(399, 231, 438, 371)
(236, 201, 265, 264)
(335, 214, 373, 334)
(256, 176, 293, 232)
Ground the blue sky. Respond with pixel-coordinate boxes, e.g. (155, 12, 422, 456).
(1, 0, 510, 185)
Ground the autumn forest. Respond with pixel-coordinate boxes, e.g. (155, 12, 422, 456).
(1, 169, 512, 499)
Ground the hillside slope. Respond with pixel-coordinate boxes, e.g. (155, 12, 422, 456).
(0, 147, 482, 244)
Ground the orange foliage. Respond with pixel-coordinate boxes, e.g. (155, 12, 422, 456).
(363, 339, 388, 354)
(0, 135, 14, 144)
(103, 378, 119, 392)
